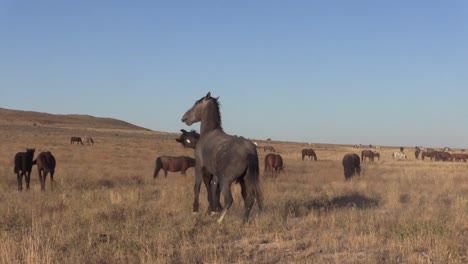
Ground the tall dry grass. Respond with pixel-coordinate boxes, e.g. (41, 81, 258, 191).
(0, 124, 467, 263)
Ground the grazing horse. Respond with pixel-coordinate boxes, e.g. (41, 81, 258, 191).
(342, 153, 361, 180)
(153, 156, 196, 178)
(393, 151, 407, 160)
(181, 92, 263, 223)
(14, 148, 35, 191)
(175, 129, 200, 149)
(264, 153, 284, 178)
(264, 145, 276, 152)
(301, 148, 317, 161)
(85, 137, 94, 145)
(361, 150, 379, 162)
(33, 151, 56, 191)
(70, 136, 83, 145)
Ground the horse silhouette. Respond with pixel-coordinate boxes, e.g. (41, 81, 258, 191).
(182, 92, 263, 223)
(301, 148, 317, 161)
(14, 148, 35, 191)
(264, 153, 284, 178)
(361, 150, 380, 162)
(70, 137, 83, 145)
(175, 129, 200, 149)
(153, 156, 195, 178)
(342, 153, 361, 180)
(33, 151, 56, 191)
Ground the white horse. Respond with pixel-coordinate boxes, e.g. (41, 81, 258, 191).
(393, 151, 407, 159)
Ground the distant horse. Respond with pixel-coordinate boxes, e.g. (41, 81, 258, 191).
(393, 151, 407, 160)
(85, 137, 94, 145)
(415, 147, 421, 160)
(361, 150, 380, 162)
(33, 151, 56, 191)
(14, 148, 35, 191)
(264, 145, 276, 152)
(342, 153, 361, 180)
(421, 151, 435, 161)
(175, 129, 200, 149)
(182, 92, 263, 223)
(264, 153, 284, 178)
(434, 151, 451, 162)
(451, 153, 468, 162)
(153, 156, 196, 178)
(301, 148, 317, 161)
(70, 136, 83, 145)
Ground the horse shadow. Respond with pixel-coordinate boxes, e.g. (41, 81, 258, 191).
(284, 192, 380, 218)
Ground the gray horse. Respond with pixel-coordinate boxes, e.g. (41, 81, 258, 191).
(181, 92, 263, 223)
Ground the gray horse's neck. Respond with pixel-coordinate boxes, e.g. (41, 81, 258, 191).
(200, 100, 222, 135)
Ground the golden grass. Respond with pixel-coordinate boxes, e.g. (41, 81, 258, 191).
(0, 123, 467, 263)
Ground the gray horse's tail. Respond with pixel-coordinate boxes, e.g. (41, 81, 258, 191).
(246, 157, 264, 211)
(153, 157, 162, 178)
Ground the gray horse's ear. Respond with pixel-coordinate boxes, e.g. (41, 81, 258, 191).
(180, 129, 187, 133)
(205, 92, 211, 99)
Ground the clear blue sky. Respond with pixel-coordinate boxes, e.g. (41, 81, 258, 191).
(1, 1, 467, 148)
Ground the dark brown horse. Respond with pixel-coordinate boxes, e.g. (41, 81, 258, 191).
(153, 156, 196, 178)
(451, 153, 468, 162)
(361, 150, 380, 162)
(70, 136, 83, 145)
(33, 151, 56, 191)
(301, 148, 317, 161)
(342, 153, 361, 180)
(182, 92, 263, 223)
(175, 129, 200, 149)
(415, 147, 421, 159)
(264, 153, 284, 178)
(421, 151, 436, 161)
(14, 148, 35, 191)
(434, 151, 451, 162)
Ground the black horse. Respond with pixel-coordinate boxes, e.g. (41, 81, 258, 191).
(175, 129, 200, 149)
(70, 136, 83, 145)
(301, 148, 317, 161)
(33, 151, 56, 191)
(342, 153, 361, 180)
(182, 92, 263, 223)
(14, 148, 35, 191)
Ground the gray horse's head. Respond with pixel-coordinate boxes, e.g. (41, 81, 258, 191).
(181, 92, 219, 126)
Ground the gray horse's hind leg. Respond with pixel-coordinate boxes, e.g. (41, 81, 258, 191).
(217, 183, 234, 223)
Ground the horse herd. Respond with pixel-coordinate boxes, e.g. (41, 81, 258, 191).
(11, 92, 466, 223)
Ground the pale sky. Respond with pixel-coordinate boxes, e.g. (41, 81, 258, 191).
(1, 1, 467, 148)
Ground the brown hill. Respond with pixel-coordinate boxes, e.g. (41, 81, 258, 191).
(0, 107, 150, 131)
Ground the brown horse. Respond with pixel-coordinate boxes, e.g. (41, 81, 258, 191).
(175, 129, 200, 149)
(361, 150, 380, 162)
(421, 151, 436, 161)
(434, 151, 451, 162)
(70, 136, 83, 145)
(301, 148, 317, 161)
(14, 148, 35, 191)
(451, 153, 468, 162)
(264, 153, 284, 178)
(33, 151, 56, 191)
(342, 153, 361, 180)
(153, 156, 196, 178)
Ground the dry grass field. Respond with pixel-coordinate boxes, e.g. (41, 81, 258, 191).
(0, 109, 467, 263)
